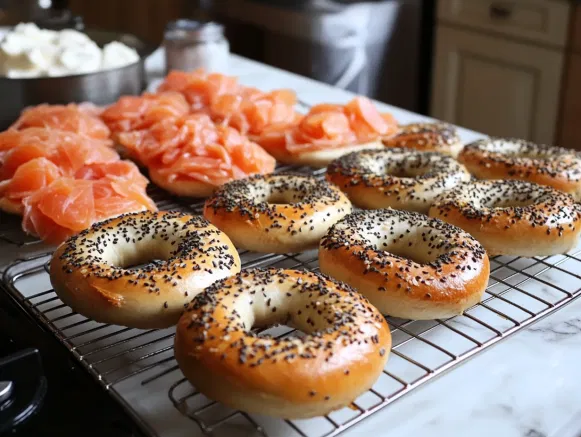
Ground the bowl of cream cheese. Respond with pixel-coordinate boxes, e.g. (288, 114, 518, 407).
(0, 23, 155, 129)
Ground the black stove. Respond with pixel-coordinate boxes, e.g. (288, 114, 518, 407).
(0, 290, 144, 436)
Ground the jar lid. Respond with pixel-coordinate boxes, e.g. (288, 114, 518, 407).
(164, 20, 224, 43)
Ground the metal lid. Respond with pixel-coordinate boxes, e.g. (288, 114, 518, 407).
(164, 20, 224, 43)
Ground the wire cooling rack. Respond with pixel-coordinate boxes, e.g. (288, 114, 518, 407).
(2, 164, 581, 437)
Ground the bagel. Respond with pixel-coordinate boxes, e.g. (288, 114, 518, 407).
(319, 209, 490, 320)
(49, 210, 241, 329)
(383, 122, 463, 157)
(203, 173, 352, 253)
(429, 180, 581, 257)
(326, 148, 471, 213)
(458, 137, 581, 201)
(174, 268, 391, 419)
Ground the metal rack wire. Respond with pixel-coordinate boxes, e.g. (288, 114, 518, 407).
(2, 169, 581, 437)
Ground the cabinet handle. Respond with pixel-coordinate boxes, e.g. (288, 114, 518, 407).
(489, 3, 512, 19)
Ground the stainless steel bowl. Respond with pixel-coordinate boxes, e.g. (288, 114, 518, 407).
(0, 29, 156, 129)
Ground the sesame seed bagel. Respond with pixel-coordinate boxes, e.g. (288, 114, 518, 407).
(383, 122, 463, 157)
(49, 211, 241, 329)
(174, 268, 391, 419)
(326, 148, 471, 213)
(429, 180, 581, 257)
(319, 209, 489, 320)
(458, 138, 581, 201)
(203, 173, 352, 253)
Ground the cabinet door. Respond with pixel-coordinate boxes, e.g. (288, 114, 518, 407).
(558, 53, 581, 150)
(437, 0, 570, 48)
(430, 26, 564, 144)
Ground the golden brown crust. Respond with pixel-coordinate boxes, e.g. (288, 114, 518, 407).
(174, 268, 391, 418)
(253, 138, 385, 168)
(49, 210, 241, 329)
(319, 209, 489, 320)
(203, 174, 352, 253)
(458, 138, 581, 201)
(326, 148, 471, 213)
(429, 180, 581, 257)
(149, 168, 215, 198)
(383, 122, 463, 157)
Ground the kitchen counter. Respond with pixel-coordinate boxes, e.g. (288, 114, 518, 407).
(3, 51, 579, 437)
(142, 51, 581, 437)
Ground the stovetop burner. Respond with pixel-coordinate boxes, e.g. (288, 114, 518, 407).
(0, 348, 47, 434)
(0, 290, 143, 436)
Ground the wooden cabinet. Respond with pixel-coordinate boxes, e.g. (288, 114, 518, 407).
(431, 26, 564, 144)
(430, 0, 571, 145)
(559, 52, 581, 149)
(68, 0, 186, 43)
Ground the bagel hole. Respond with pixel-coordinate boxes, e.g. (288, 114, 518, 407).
(378, 158, 431, 178)
(119, 252, 169, 269)
(252, 311, 314, 336)
(125, 259, 165, 270)
(256, 324, 307, 341)
(108, 242, 174, 270)
(387, 167, 429, 178)
(375, 226, 446, 264)
(384, 244, 438, 264)
(247, 295, 342, 338)
(266, 191, 305, 205)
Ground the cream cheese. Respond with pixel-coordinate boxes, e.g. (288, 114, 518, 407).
(0, 23, 140, 78)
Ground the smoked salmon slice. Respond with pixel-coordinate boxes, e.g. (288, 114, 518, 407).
(22, 161, 156, 245)
(256, 96, 398, 155)
(23, 179, 95, 245)
(75, 161, 149, 190)
(11, 104, 111, 140)
(0, 128, 118, 181)
(100, 91, 190, 135)
(211, 87, 299, 136)
(0, 158, 63, 214)
(156, 69, 300, 137)
(117, 114, 275, 195)
(158, 69, 242, 111)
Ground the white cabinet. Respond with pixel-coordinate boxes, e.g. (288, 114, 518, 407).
(431, 27, 564, 144)
(430, 0, 570, 145)
(437, 0, 570, 48)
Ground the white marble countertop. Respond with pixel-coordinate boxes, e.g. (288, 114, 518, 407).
(143, 51, 581, 437)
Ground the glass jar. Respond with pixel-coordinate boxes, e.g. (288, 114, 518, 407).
(163, 19, 229, 73)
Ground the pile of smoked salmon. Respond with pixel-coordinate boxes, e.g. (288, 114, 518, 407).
(103, 68, 397, 168)
(156, 70, 301, 137)
(154, 70, 396, 157)
(117, 113, 275, 196)
(0, 105, 156, 245)
(0, 68, 400, 245)
(256, 97, 398, 164)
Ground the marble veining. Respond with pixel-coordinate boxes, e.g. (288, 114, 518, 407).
(527, 317, 581, 342)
